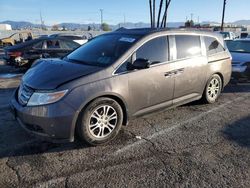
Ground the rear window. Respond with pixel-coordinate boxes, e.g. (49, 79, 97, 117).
(226, 40, 250, 53)
(175, 35, 202, 59)
(204, 37, 225, 56)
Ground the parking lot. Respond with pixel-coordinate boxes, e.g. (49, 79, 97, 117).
(0, 49, 250, 187)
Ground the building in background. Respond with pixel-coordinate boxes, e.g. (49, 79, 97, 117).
(0, 24, 12, 31)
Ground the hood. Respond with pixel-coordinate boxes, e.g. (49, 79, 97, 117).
(23, 58, 103, 90)
(231, 52, 250, 63)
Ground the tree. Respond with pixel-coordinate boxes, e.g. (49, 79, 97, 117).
(51, 24, 59, 31)
(185, 20, 194, 28)
(100, 23, 111, 31)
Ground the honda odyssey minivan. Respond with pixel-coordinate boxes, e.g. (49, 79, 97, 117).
(11, 28, 232, 145)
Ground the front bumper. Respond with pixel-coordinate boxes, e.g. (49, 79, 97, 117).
(10, 89, 77, 143)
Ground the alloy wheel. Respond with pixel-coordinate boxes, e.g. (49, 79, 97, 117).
(88, 105, 118, 139)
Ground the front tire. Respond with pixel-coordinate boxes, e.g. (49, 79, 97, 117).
(203, 74, 222, 104)
(77, 98, 123, 146)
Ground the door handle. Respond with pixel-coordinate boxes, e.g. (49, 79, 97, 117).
(164, 68, 184, 78)
(175, 68, 184, 75)
(164, 72, 174, 78)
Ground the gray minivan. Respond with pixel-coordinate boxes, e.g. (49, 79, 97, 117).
(11, 28, 232, 145)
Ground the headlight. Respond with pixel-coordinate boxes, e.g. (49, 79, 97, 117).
(27, 90, 68, 106)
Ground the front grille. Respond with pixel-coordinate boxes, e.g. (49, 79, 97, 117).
(18, 84, 34, 106)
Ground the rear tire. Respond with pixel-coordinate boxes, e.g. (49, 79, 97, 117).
(77, 98, 123, 146)
(202, 74, 222, 104)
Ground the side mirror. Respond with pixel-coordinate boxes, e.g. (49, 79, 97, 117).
(131, 58, 151, 70)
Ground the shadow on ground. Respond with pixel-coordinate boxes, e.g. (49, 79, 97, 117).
(223, 115, 250, 148)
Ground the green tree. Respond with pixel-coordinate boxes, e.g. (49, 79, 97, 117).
(185, 20, 194, 28)
(100, 23, 111, 31)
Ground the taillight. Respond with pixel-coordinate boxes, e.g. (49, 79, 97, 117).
(8, 51, 22, 57)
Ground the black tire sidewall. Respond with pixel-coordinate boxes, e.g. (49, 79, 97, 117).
(78, 98, 123, 145)
(204, 75, 222, 104)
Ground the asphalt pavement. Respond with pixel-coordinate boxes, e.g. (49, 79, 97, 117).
(0, 63, 250, 187)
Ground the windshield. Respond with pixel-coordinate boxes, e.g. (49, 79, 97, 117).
(66, 34, 140, 67)
(226, 40, 250, 53)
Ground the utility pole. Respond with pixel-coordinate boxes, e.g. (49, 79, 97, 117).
(149, 0, 153, 28)
(191, 13, 193, 21)
(153, 0, 156, 28)
(39, 10, 44, 30)
(149, 0, 172, 28)
(161, 0, 172, 28)
(221, 0, 227, 31)
(157, 0, 164, 28)
(123, 14, 126, 25)
(100, 9, 104, 25)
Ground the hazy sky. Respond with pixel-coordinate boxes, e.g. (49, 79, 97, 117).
(0, 0, 249, 25)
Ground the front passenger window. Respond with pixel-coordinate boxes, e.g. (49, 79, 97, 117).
(136, 36, 169, 64)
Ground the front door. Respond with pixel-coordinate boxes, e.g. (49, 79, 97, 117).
(128, 36, 175, 117)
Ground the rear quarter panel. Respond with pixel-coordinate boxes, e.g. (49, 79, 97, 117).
(206, 51, 232, 87)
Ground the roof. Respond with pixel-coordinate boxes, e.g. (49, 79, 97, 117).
(113, 27, 221, 37)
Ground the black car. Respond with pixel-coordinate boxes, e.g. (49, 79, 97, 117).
(4, 36, 80, 67)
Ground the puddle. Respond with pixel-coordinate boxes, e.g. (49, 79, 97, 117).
(0, 73, 23, 79)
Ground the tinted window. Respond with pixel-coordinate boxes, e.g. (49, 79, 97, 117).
(226, 40, 250, 53)
(175, 35, 201, 59)
(33, 41, 43, 49)
(67, 34, 140, 67)
(204, 37, 225, 56)
(136, 36, 168, 63)
(60, 40, 79, 49)
(46, 40, 60, 49)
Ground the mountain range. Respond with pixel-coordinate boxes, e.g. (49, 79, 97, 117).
(1, 20, 250, 30)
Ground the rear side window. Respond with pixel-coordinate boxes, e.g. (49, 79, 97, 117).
(46, 40, 60, 49)
(136, 36, 169, 63)
(60, 40, 79, 49)
(33, 41, 43, 49)
(175, 35, 202, 59)
(204, 37, 225, 56)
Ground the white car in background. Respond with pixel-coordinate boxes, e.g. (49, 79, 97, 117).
(220, 31, 236, 41)
(49, 34, 89, 45)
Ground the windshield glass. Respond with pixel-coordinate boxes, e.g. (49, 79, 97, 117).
(226, 40, 250, 53)
(66, 34, 140, 67)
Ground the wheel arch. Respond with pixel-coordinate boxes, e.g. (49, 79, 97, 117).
(213, 72, 224, 88)
(72, 94, 129, 140)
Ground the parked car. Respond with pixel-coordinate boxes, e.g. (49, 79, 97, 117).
(0, 31, 34, 47)
(4, 36, 80, 67)
(10, 28, 232, 145)
(226, 39, 250, 80)
(220, 31, 236, 41)
(49, 33, 89, 45)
